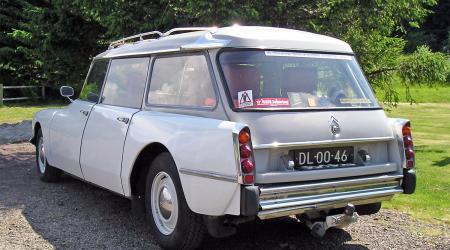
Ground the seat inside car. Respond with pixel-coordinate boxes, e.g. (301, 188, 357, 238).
(281, 67, 318, 97)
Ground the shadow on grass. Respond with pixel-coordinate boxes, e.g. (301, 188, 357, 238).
(432, 157, 450, 167)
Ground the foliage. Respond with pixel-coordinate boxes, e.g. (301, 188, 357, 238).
(0, 0, 448, 102)
(406, 0, 450, 53)
(399, 46, 450, 103)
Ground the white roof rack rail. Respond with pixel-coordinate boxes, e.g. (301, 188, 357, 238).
(108, 27, 217, 49)
(163, 27, 217, 36)
(109, 31, 163, 49)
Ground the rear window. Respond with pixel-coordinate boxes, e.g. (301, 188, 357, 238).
(219, 50, 379, 110)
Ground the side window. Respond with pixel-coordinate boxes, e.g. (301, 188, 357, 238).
(79, 60, 109, 102)
(101, 57, 150, 108)
(148, 54, 216, 108)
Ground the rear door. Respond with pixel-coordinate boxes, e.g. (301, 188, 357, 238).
(49, 60, 109, 178)
(80, 57, 150, 194)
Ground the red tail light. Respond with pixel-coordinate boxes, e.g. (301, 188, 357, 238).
(240, 144, 252, 158)
(241, 159, 254, 173)
(402, 122, 415, 169)
(238, 127, 254, 184)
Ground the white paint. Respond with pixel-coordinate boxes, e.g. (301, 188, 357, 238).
(80, 104, 139, 194)
(47, 100, 94, 178)
(121, 111, 245, 215)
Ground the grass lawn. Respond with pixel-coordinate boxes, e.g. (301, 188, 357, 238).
(383, 103, 450, 223)
(375, 82, 450, 103)
(0, 103, 64, 124)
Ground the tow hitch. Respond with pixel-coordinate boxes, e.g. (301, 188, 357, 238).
(303, 204, 359, 238)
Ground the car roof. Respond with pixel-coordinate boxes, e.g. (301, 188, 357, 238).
(95, 26, 353, 59)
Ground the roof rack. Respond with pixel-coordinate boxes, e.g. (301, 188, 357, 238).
(163, 27, 217, 36)
(108, 27, 217, 49)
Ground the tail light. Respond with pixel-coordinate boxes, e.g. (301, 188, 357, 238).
(402, 122, 415, 169)
(238, 128, 255, 184)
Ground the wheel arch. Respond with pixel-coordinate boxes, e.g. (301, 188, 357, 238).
(30, 122, 42, 145)
(129, 142, 170, 197)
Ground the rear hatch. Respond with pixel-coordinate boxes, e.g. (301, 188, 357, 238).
(218, 49, 398, 183)
(227, 109, 396, 183)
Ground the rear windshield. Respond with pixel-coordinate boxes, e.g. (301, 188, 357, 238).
(219, 50, 379, 110)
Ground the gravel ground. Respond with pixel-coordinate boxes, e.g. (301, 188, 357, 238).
(1, 143, 449, 250)
(0, 121, 32, 144)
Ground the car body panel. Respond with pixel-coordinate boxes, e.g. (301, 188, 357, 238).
(80, 104, 139, 194)
(121, 111, 244, 215)
(47, 100, 94, 178)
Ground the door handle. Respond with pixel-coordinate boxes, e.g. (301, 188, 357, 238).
(117, 117, 130, 124)
(80, 110, 89, 116)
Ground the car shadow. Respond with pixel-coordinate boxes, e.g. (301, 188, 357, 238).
(0, 144, 368, 250)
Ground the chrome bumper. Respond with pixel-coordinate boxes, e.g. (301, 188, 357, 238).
(257, 174, 403, 220)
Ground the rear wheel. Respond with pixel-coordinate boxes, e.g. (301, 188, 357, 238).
(145, 152, 206, 250)
(35, 129, 61, 182)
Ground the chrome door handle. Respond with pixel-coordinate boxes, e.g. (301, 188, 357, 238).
(80, 110, 89, 116)
(117, 117, 130, 124)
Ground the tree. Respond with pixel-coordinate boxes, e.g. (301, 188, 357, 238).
(0, 0, 38, 86)
(2, 0, 449, 102)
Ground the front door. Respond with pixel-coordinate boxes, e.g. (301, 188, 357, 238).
(49, 100, 94, 177)
(48, 59, 109, 178)
(79, 57, 150, 194)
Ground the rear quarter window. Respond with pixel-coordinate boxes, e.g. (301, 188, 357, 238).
(147, 54, 216, 108)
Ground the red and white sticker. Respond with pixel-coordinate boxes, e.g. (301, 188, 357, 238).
(255, 98, 290, 107)
(237, 90, 254, 108)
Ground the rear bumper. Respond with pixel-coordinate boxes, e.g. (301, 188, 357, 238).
(242, 173, 405, 220)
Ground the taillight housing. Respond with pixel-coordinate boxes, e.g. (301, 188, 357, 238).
(238, 128, 255, 184)
(402, 122, 415, 169)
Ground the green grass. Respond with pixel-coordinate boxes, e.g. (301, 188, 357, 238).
(375, 82, 450, 103)
(383, 103, 450, 223)
(0, 103, 64, 124)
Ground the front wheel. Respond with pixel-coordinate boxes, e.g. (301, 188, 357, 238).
(35, 129, 61, 182)
(145, 152, 206, 250)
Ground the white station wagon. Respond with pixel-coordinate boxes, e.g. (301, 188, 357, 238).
(31, 26, 416, 249)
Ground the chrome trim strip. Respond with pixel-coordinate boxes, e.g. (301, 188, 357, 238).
(253, 136, 394, 149)
(259, 174, 403, 196)
(179, 168, 237, 183)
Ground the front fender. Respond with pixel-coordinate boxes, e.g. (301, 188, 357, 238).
(30, 109, 60, 145)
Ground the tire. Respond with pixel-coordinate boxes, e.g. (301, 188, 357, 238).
(145, 152, 206, 250)
(35, 128, 61, 182)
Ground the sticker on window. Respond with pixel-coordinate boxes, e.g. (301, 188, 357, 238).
(339, 98, 372, 104)
(237, 90, 254, 108)
(264, 51, 352, 60)
(255, 98, 290, 107)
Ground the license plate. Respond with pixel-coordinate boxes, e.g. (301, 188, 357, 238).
(292, 146, 354, 168)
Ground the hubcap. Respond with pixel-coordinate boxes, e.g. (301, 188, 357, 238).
(159, 187, 173, 219)
(151, 172, 178, 235)
(37, 136, 46, 174)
